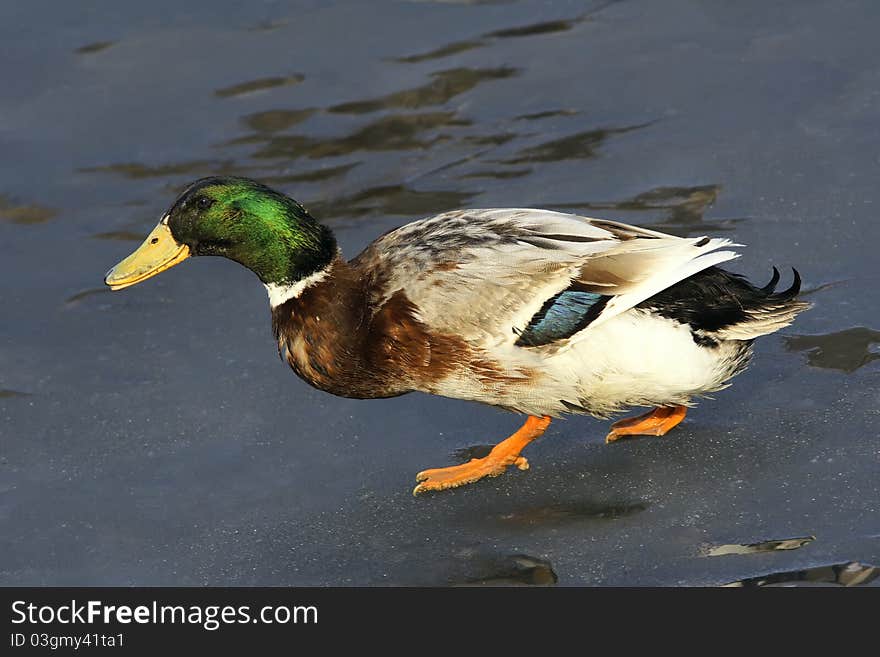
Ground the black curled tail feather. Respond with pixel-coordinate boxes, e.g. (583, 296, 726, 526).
(782, 267, 803, 299)
(637, 265, 810, 342)
(761, 266, 780, 293)
(762, 266, 802, 301)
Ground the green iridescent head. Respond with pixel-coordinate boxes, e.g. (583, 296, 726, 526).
(105, 177, 336, 290)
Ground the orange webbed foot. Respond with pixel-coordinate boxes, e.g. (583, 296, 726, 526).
(605, 405, 687, 443)
(413, 415, 551, 495)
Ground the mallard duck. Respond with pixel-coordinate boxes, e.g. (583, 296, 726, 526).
(105, 177, 809, 494)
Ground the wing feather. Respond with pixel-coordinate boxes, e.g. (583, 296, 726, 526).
(352, 209, 741, 345)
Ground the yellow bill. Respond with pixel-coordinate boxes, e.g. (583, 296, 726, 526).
(104, 220, 191, 290)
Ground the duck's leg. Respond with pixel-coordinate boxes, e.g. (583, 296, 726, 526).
(413, 415, 551, 495)
(605, 405, 687, 443)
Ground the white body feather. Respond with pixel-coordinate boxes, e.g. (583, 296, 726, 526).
(424, 308, 751, 417)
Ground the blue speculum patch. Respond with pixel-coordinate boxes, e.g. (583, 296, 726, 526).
(516, 290, 605, 347)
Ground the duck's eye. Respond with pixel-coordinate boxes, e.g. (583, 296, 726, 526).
(196, 196, 214, 210)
